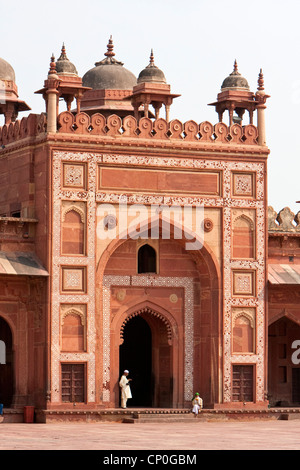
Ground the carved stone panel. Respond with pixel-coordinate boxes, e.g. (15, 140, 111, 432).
(232, 270, 255, 296)
(61, 266, 86, 293)
(232, 172, 254, 197)
(63, 163, 87, 189)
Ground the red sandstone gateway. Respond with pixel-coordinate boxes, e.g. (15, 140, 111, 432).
(0, 37, 299, 423)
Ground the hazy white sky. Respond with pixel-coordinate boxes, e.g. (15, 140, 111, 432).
(2, 0, 300, 214)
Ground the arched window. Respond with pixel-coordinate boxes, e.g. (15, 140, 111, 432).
(138, 244, 157, 274)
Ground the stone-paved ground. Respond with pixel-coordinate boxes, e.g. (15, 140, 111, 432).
(0, 420, 300, 450)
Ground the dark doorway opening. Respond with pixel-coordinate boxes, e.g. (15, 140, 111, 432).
(292, 368, 300, 404)
(119, 316, 152, 407)
(0, 317, 13, 407)
(268, 317, 300, 406)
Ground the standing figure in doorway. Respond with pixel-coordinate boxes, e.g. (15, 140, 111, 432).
(119, 370, 132, 409)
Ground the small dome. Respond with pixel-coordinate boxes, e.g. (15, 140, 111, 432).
(55, 44, 78, 75)
(82, 36, 137, 90)
(137, 50, 166, 84)
(0, 57, 16, 82)
(221, 60, 249, 91)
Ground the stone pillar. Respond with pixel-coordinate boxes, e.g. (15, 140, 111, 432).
(154, 103, 161, 120)
(256, 101, 266, 145)
(4, 102, 15, 124)
(255, 69, 269, 146)
(45, 56, 60, 133)
(228, 103, 235, 127)
(165, 104, 170, 123)
(144, 101, 149, 119)
(46, 84, 59, 133)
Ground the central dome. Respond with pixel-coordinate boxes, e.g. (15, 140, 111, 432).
(0, 57, 15, 82)
(82, 37, 137, 90)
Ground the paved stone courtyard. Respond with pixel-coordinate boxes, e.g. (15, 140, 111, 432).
(1, 420, 300, 450)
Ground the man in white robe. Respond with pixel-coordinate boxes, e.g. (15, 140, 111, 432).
(119, 370, 132, 408)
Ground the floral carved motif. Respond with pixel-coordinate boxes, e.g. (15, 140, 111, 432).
(63, 163, 86, 188)
(233, 173, 253, 197)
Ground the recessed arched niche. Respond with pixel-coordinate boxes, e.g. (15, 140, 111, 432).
(61, 308, 86, 352)
(232, 213, 255, 259)
(232, 309, 255, 353)
(137, 243, 157, 274)
(61, 202, 86, 255)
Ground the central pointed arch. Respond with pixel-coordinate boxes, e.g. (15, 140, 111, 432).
(120, 305, 173, 345)
(118, 302, 177, 407)
(99, 215, 221, 408)
(0, 316, 14, 407)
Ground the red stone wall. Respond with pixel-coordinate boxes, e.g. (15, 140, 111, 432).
(268, 233, 300, 405)
(0, 140, 50, 411)
(104, 237, 220, 407)
(33, 144, 50, 268)
(0, 149, 33, 219)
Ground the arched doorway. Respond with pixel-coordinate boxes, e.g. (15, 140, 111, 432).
(0, 317, 14, 407)
(268, 316, 300, 406)
(119, 308, 173, 408)
(119, 316, 152, 406)
(101, 229, 221, 408)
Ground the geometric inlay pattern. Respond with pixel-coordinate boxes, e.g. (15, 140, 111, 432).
(102, 275, 194, 402)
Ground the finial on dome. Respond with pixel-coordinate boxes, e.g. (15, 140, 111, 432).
(95, 36, 123, 66)
(233, 59, 238, 73)
(59, 43, 67, 59)
(105, 35, 115, 58)
(49, 54, 57, 75)
(149, 49, 155, 66)
(257, 68, 264, 91)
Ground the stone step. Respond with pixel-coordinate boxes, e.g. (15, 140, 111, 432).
(123, 419, 198, 423)
(122, 412, 200, 423)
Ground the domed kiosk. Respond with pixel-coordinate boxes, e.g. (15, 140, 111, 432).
(35, 45, 90, 122)
(0, 57, 30, 124)
(130, 50, 180, 121)
(209, 60, 256, 126)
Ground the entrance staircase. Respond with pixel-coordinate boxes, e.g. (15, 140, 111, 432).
(120, 407, 300, 423)
(3, 407, 300, 423)
(121, 409, 196, 423)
